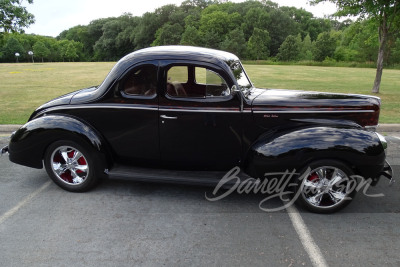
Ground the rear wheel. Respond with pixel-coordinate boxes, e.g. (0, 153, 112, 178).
(44, 140, 101, 192)
(295, 160, 358, 213)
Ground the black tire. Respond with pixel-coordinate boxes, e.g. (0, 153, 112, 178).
(44, 140, 102, 192)
(294, 160, 358, 213)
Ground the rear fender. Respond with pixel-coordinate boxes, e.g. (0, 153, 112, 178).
(244, 126, 386, 181)
(8, 114, 110, 169)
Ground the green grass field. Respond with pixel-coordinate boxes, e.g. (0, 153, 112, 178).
(0, 62, 399, 124)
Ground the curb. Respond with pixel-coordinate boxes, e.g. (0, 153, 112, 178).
(377, 124, 400, 132)
(1, 124, 400, 133)
(0, 125, 21, 133)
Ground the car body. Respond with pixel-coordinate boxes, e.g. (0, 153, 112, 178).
(1, 46, 394, 213)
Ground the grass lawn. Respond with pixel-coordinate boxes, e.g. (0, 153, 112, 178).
(0, 62, 399, 124)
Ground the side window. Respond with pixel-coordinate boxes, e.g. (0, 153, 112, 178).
(123, 65, 157, 97)
(166, 66, 204, 98)
(166, 65, 229, 98)
(167, 66, 188, 84)
(195, 67, 229, 97)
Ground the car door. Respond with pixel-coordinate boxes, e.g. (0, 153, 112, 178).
(158, 61, 242, 171)
(76, 61, 160, 167)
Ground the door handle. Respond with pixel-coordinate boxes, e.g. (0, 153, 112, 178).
(160, 115, 178, 120)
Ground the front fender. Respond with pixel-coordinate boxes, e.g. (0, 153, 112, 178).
(244, 126, 386, 180)
(8, 115, 108, 169)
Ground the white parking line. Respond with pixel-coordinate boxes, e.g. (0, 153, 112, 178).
(286, 204, 329, 267)
(0, 181, 51, 225)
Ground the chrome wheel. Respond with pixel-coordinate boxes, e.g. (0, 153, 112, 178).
(300, 166, 354, 209)
(50, 146, 89, 185)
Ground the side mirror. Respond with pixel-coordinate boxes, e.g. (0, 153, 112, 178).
(231, 85, 240, 93)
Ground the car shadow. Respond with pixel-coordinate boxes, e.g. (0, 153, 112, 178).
(92, 168, 399, 214)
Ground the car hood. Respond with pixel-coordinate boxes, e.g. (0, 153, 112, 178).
(30, 87, 98, 121)
(251, 88, 380, 111)
(35, 91, 77, 112)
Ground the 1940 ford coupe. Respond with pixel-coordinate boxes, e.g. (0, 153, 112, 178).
(1, 46, 393, 213)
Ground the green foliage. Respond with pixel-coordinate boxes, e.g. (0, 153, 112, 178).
(93, 16, 131, 60)
(267, 9, 299, 55)
(1, 36, 25, 61)
(220, 28, 246, 58)
(152, 23, 184, 46)
(277, 35, 301, 61)
(299, 34, 313, 60)
(0, 0, 35, 33)
(59, 40, 82, 62)
(246, 28, 270, 60)
(241, 7, 270, 40)
(198, 10, 242, 46)
(32, 41, 50, 62)
(313, 31, 338, 61)
(180, 26, 201, 45)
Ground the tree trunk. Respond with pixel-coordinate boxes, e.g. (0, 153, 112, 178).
(372, 41, 385, 93)
(372, 14, 388, 94)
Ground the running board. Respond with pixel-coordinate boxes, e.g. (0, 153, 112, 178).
(107, 165, 250, 187)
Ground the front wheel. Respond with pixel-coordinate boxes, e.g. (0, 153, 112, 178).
(295, 160, 358, 213)
(44, 140, 101, 192)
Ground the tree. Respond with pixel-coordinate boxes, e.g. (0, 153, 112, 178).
(59, 40, 81, 62)
(338, 20, 378, 62)
(246, 28, 270, 60)
(220, 28, 246, 57)
(152, 23, 183, 46)
(277, 34, 302, 61)
(241, 8, 270, 40)
(180, 25, 201, 45)
(64, 42, 78, 62)
(33, 41, 50, 62)
(313, 31, 337, 61)
(1, 36, 25, 61)
(198, 10, 242, 44)
(133, 12, 161, 49)
(0, 0, 35, 33)
(311, 0, 400, 93)
(300, 33, 313, 60)
(266, 9, 298, 56)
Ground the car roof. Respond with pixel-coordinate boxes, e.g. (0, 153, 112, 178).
(120, 45, 239, 64)
(98, 46, 240, 93)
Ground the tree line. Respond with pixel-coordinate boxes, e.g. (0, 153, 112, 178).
(1, 0, 399, 66)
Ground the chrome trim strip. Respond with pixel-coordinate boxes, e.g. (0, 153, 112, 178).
(159, 108, 241, 113)
(160, 115, 178, 120)
(45, 104, 159, 112)
(253, 110, 375, 114)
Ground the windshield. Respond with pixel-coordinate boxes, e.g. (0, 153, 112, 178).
(229, 61, 253, 92)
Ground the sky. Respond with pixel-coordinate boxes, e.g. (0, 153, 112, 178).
(25, 0, 338, 37)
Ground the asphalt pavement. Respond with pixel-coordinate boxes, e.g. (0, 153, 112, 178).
(0, 132, 399, 266)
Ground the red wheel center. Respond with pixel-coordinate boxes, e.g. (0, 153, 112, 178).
(308, 173, 319, 182)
